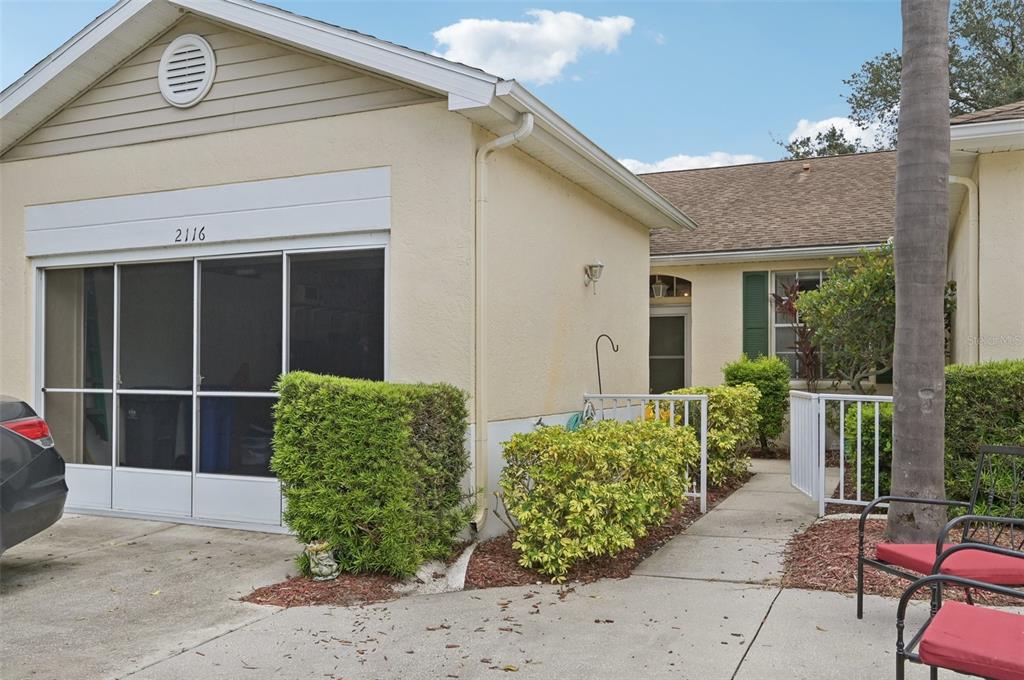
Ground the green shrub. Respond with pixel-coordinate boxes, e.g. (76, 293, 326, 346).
(500, 420, 698, 581)
(843, 401, 893, 499)
(723, 355, 790, 451)
(271, 372, 470, 577)
(667, 383, 762, 487)
(842, 360, 1024, 513)
(945, 360, 1024, 516)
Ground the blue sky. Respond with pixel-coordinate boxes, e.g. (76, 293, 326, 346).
(0, 1, 901, 168)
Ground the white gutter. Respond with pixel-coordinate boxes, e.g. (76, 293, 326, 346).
(650, 242, 887, 266)
(493, 81, 698, 232)
(950, 118, 1024, 143)
(949, 175, 980, 363)
(471, 112, 535, 531)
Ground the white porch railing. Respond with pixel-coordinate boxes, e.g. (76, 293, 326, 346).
(789, 391, 893, 516)
(582, 393, 708, 513)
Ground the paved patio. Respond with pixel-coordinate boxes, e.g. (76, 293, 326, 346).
(1, 461, 961, 679)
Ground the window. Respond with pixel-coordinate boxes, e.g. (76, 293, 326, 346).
(772, 270, 826, 379)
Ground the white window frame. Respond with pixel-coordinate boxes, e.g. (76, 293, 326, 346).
(769, 269, 827, 382)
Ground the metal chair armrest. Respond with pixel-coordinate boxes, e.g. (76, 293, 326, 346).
(896, 574, 1024, 666)
(898, 573, 1024, 619)
(932, 539, 1024, 574)
(935, 514, 1024, 555)
(858, 497, 970, 558)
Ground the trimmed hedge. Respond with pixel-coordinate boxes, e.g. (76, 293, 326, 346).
(945, 360, 1024, 516)
(723, 355, 790, 451)
(666, 384, 762, 487)
(271, 372, 470, 577)
(844, 360, 1024, 513)
(500, 420, 699, 581)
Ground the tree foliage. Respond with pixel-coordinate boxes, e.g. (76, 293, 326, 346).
(845, 0, 1024, 147)
(782, 125, 868, 159)
(795, 244, 896, 393)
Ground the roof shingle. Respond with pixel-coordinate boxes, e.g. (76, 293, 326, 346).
(950, 99, 1024, 125)
(643, 152, 896, 256)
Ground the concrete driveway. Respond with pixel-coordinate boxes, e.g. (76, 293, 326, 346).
(0, 514, 300, 680)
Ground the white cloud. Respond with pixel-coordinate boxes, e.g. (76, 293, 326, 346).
(787, 116, 884, 148)
(432, 10, 634, 85)
(618, 152, 764, 174)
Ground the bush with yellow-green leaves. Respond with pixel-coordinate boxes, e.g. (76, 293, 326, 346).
(498, 419, 699, 581)
(646, 384, 761, 487)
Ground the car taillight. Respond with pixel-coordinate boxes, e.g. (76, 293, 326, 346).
(1, 417, 54, 447)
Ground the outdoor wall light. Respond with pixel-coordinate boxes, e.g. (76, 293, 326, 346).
(584, 260, 605, 294)
(651, 276, 669, 298)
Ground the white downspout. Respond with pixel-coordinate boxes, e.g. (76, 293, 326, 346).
(471, 112, 534, 532)
(949, 175, 979, 363)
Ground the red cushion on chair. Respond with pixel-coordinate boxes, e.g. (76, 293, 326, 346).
(919, 601, 1024, 680)
(875, 542, 1024, 585)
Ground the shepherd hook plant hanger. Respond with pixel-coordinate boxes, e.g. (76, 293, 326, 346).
(595, 333, 619, 394)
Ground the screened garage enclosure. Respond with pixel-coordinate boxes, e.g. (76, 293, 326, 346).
(42, 249, 384, 528)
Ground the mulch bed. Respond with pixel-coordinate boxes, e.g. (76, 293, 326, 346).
(782, 518, 1020, 606)
(465, 477, 748, 589)
(243, 475, 748, 607)
(242, 572, 401, 608)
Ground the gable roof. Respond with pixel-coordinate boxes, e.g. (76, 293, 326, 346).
(0, 0, 695, 233)
(951, 99, 1024, 125)
(643, 151, 896, 258)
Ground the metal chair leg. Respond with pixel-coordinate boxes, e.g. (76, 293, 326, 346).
(930, 665, 938, 680)
(857, 557, 865, 619)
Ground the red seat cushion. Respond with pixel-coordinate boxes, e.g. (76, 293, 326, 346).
(875, 542, 1024, 585)
(919, 601, 1024, 680)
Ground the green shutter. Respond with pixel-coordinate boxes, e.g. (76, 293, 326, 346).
(742, 271, 769, 358)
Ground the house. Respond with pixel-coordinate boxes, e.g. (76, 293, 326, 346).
(948, 100, 1024, 365)
(643, 101, 1024, 392)
(643, 152, 896, 389)
(0, 0, 695, 534)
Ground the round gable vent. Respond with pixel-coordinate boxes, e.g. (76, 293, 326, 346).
(158, 34, 216, 108)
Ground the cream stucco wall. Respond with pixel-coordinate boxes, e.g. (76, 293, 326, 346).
(0, 101, 476, 405)
(651, 258, 833, 387)
(1, 99, 656, 427)
(977, 150, 1024, 362)
(947, 172, 975, 365)
(486, 140, 651, 419)
(946, 149, 1024, 364)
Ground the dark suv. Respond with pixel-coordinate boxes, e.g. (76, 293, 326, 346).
(1, 395, 67, 554)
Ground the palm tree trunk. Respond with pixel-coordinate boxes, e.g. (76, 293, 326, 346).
(887, 0, 950, 543)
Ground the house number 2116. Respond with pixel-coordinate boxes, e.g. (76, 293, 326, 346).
(174, 226, 206, 243)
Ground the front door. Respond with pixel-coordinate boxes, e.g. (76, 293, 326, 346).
(649, 313, 687, 393)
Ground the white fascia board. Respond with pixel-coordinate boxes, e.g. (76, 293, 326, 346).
(0, 0, 150, 117)
(493, 81, 697, 232)
(169, 0, 498, 106)
(950, 119, 1024, 152)
(650, 242, 888, 266)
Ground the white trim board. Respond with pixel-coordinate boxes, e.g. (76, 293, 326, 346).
(25, 167, 390, 257)
(650, 242, 888, 266)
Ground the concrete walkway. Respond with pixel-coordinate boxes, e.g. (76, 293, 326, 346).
(635, 458, 813, 585)
(120, 460, 953, 680)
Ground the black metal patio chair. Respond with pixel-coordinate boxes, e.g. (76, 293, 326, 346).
(896, 570, 1024, 680)
(856, 444, 1024, 619)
